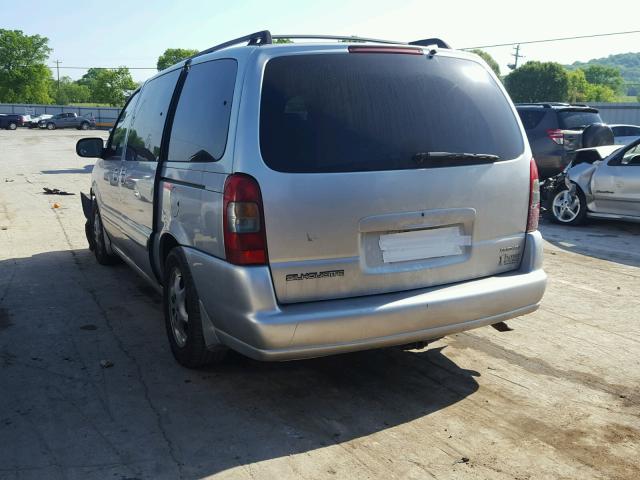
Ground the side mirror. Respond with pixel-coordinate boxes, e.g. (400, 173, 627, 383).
(76, 137, 104, 158)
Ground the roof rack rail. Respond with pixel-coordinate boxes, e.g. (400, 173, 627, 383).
(409, 38, 451, 49)
(192, 30, 273, 59)
(272, 34, 404, 45)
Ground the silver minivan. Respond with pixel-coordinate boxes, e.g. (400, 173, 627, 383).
(77, 31, 546, 368)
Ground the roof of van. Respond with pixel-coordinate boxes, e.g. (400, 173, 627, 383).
(146, 31, 489, 86)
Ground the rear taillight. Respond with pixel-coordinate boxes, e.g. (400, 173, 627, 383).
(546, 128, 564, 145)
(223, 174, 268, 265)
(527, 158, 540, 232)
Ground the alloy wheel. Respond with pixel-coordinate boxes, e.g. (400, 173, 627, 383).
(552, 189, 580, 223)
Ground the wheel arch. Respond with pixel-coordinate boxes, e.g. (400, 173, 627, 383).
(157, 232, 181, 283)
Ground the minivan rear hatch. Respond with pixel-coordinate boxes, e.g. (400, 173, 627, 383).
(255, 49, 530, 304)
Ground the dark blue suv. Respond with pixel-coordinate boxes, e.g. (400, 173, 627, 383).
(516, 103, 603, 179)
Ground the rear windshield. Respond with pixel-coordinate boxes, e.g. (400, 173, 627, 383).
(517, 109, 546, 130)
(260, 53, 523, 173)
(558, 110, 602, 130)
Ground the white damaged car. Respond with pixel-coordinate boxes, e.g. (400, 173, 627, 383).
(546, 139, 640, 225)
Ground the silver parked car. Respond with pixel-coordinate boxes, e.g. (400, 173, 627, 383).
(610, 124, 640, 145)
(76, 31, 546, 368)
(547, 140, 640, 225)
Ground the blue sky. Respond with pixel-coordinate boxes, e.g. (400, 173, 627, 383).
(4, 0, 640, 82)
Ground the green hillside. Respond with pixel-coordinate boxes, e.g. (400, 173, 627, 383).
(568, 52, 640, 95)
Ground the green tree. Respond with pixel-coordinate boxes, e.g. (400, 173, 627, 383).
(585, 83, 616, 102)
(273, 38, 292, 44)
(567, 69, 590, 103)
(77, 68, 101, 88)
(504, 61, 569, 103)
(50, 76, 90, 104)
(0, 29, 53, 103)
(470, 49, 500, 77)
(583, 65, 624, 94)
(88, 68, 137, 106)
(157, 48, 198, 71)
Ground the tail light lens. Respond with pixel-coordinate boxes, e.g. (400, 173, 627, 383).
(546, 129, 564, 145)
(527, 158, 540, 232)
(223, 174, 268, 265)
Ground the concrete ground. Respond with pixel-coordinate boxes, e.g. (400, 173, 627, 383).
(0, 129, 639, 480)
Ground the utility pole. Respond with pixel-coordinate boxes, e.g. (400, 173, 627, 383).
(508, 44, 523, 71)
(55, 60, 61, 100)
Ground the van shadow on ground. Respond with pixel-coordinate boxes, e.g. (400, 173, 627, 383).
(0, 248, 480, 479)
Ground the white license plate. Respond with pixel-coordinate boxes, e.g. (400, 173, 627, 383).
(379, 226, 471, 263)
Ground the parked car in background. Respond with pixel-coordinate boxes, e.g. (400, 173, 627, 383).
(516, 103, 606, 179)
(0, 114, 24, 130)
(76, 31, 546, 368)
(545, 140, 640, 224)
(39, 112, 95, 130)
(610, 124, 640, 145)
(25, 114, 53, 128)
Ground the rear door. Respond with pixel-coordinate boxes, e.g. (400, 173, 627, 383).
(117, 69, 180, 278)
(247, 50, 531, 304)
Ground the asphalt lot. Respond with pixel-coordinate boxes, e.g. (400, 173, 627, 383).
(1, 128, 639, 480)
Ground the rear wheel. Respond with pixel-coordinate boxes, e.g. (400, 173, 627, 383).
(46, 122, 55, 130)
(163, 248, 227, 368)
(8, 122, 17, 130)
(549, 185, 587, 226)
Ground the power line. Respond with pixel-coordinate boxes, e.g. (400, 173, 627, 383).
(463, 29, 640, 50)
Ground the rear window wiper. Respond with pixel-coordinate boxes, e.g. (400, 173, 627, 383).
(413, 152, 500, 167)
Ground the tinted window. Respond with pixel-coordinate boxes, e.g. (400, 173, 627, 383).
(558, 110, 602, 129)
(517, 109, 546, 130)
(105, 92, 139, 159)
(260, 54, 523, 173)
(168, 59, 237, 162)
(126, 70, 180, 162)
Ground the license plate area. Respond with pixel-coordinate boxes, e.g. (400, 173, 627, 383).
(358, 208, 475, 275)
(379, 226, 471, 263)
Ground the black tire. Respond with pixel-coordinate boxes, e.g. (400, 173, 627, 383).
(46, 122, 56, 130)
(547, 184, 588, 226)
(91, 202, 118, 265)
(79, 122, 89, 130)
(8, 122, 17, 130)
(163, 248, 227, 368)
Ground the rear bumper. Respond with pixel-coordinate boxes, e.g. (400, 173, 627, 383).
(186, 231, 546, 361)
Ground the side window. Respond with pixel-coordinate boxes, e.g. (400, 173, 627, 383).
(126, 69, 180, 162)
(168, 59, 237, 162)
(621, 144, 640, 166)
(105, 92, 139, 160)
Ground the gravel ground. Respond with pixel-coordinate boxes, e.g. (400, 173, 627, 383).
(1, 129, 639, 480)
